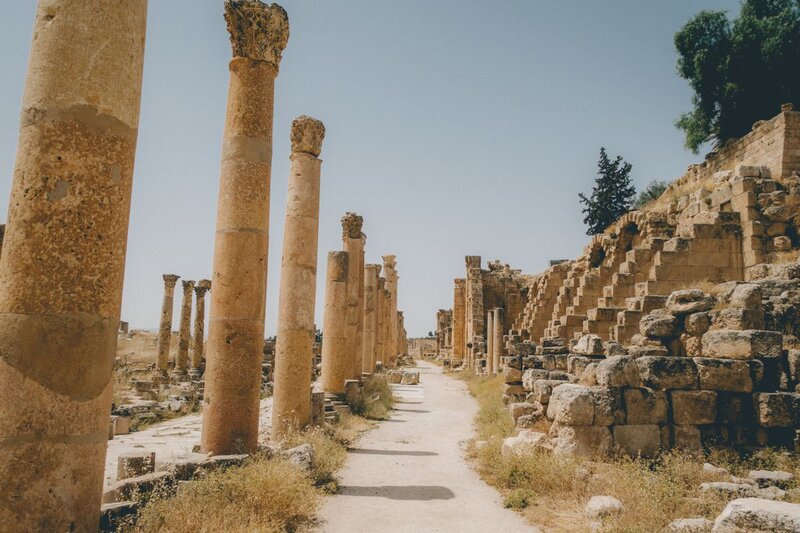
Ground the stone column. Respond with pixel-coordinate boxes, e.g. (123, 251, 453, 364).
(0, 2, 147, 530)
(486, 311, 494, 374)
(321, 251, 349, 394)
(202, 1, 289, 455)
(493, 307, 504, 374)
(362, 264, 380, 374)
(397, 311, 406, 355)
(342, 213, 365, 380)
(173, 280, 195, 380)
(375, 277, 386, 367)
(452, 278, 466, 366)
(157, 274, 180, 375)
(383, 285, 392, 365)
(272, 116, 325, 438)
(190, 279, 212, 378)
(383, 255, 398, 366)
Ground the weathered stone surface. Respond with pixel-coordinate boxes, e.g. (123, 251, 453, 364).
(591, 387, 624, 426)
(595, 355, 642, 388)
(522, 369, 550, 390)
(546, 384, 595, 426)
(578, 362, 598, 386)
(503, 383, 526, 396)
(504, 367, 523, 383)
(672, 390, 717, 425)
(694, 358, 753, 392)
(700, 482, 759, 498)
(747, 470, 795, 490)
(573, 334, 604, 356)
(712, 498, 800, 532)
(685, 312, 712, 336)
(531, 379, 568, 404)
(100, 501, 139, 533)
(585, 495, 624, 518)
(501, 430, 552, 456)
(667, 517, 713, 532)
(624, 388, 667, 425)
(552, 425, 612, 458)
(729, 284, 762, 311)
(702, 330, 783, 360)
(637, 357, 699, 390)
(673, 425, 703, 452)
(567, 355, 595, 376)
(509, 402, 543, 425)
(283, 444, 314, 471)
(640, 313, 679, 339)
(102, 471, 175, 504)
(666, 290, 715, 315)
(613, 424, 661, 458)
(117, 451, 156, 480)
(714, 308, 764, 330)
(756, 392, 799, 427)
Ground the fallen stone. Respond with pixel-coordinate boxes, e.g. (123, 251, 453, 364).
(640, 313, 679, 339)
(703, 463, 730, 478)
(685, 312, 712, 336)
(116, 451, 156, 480)
(546, 384, 594, 426)
(573, 334, 605, 356)
(666, 290, 715, 316)
(747, 470, 795, 490)
(501, 430, 552, 456)
(700, 482, 758, 498)
(509, 402, 542, 425)
(712, 498, 800, 532)
(531, 379, 568, 404)
(637, 356, 698, 390)
(595, 355, 642, 388)
(102, 471, 176, 504)
(667, 518, 713, 532)
(729, 284, 762, 311)
(585, 495, 624, 518)
(283, 444, 314, 471)
(757, 486, 788, 500)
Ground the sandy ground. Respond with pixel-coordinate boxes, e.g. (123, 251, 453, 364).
(104, 398, 272, 488)
(316, 361, 537, 533)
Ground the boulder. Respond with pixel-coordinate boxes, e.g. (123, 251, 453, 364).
(747, 470, 795, 490)
(283, 444, 314, 471)
(509, 402, 543, 425)
(693, 358, 753, 392)
(640, 313, 679, 339)
(624, 388, 667, 425)
(612, 424, 661, 458)
(501, 430, 552, 456)
(573, 334, 605, 356)
(546, 384, 594, 426)
(729, 284, 762, 311)
(702, 330, 783, 360)
(102, 471, 175, 504)
(585, 495, 624, 518)
(667, 518, 713, 532)
(671, 390, 717, 425)
(712, 498, 800, 532)
(666, 290, 715, 316)
(595, 356, 642, 388)
(636, 356, 698, 390)
(685, 312, 712, 336)
(551, 424, 612, 458)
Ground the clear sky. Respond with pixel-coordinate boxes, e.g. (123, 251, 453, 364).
(0, 0, 742, 337)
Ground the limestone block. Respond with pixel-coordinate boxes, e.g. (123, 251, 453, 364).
(113, 416, 131, 435)
(694, 358, 753, 392)
(713, 308, 764, 330)
(546, 384, 595, 425)
(756, 392, 799, 427)
(568, 355, 595, 376)
(640, 313, 679, 339)
(504, 367, 523, 383)
(578, 363, 598, 386)
(591, 387, 625, 426)
(702, 330, 783, 360)
(100, 501, 139, 533)
(585, 495, 624, 518)
(503, 383, 526, 396)
(667, 518, 712, 532)
(555, 353, 570, 371)
(735, 164, 763, 178)
(548, 370, 570, 381)
(685, 312, 712, 336)
(747, 470, 795, 490)
(700, 482, 759, 498)
(552, 424, 612, 458)
(674, 424, 703, 453)
(637, 356, 699, 390)
(787, 349, 800, 382)
(509, 402, 543, 425)
(532, 379, 568, 404)
(666, 290, 715, 315)
(573, 334, 604, 356)
(672, 390, 717, 425)
(501, 430, 552, 457)
(730, 284, 762, 311)
(712, 498, 800, 532)
(522, 368, 550, 390)
(606, 342, 627, 356)
(595, 355, 642, 388)
(624, 388, 667, 424)
(717, 392, 755, 424)
(102, 471, 176, 504)
(117, 451, 156, 480)
(613, 424, 661, 458)
(283, 444, 314, 471)
(682, 335, 704, 357)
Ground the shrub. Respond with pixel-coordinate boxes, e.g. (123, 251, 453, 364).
(352, 375, 395, 420)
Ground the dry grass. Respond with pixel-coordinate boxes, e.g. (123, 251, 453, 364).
(134, 454, 319, 533)
(352, 374, 395, 420)
(279, 425, 349, 493)
(451, 369, 800, 532)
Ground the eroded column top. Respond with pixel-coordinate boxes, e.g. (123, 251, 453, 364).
(341, 212, 364, 240)
(182, 280, 196, 293)
(291, 115, 325, 157)
(224, 0, 289, 67)
(195, 279, 212, 295)
(382, 255, 397, 274)
(365, 263, 382, 277)
(163, 274, 180, 287)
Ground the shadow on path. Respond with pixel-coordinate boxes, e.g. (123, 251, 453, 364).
(349, 448, 437, 456)
(393, 408, 430, 414)
(337, 485, 455, 500)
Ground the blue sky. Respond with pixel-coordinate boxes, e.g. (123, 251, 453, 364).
(0, 1, 741, 336)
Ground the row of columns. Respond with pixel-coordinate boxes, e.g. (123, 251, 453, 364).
(156, 275, 212, 380)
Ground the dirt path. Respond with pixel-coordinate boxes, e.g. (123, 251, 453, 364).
(317, 361, 537, 533)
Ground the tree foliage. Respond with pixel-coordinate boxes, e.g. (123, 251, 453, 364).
(675, 0, 800, 152)
(579, 148, 636, 236)
(634, 179, 669, 208)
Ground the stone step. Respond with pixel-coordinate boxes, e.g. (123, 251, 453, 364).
(587, 307, 622, 322)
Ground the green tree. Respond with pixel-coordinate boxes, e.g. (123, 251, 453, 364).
(634, 179, 669, 208)
(675, 0, 800, 152)
(579, 148, 636, 235)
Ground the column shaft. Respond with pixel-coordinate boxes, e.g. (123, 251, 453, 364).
(452, 278, 466, 365)
(0, 2, 147, 529)
(174, 280, 195, 378)
(362, 264, 380, 374)
(493, 308, 504, 374)
(191, 280, 211, 376)
(321, 251, 350, 394)
(342, 213, 364, 380)
(375, 278, 386, 366)
(157, 274, 179, 373)
(486, 311, 494, 374)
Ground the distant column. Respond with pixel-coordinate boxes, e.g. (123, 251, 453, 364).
(272, 116, 325, 438)
(376, 277, 386, 367)
(173, 280, 195, 380)
(383, 255, 398, 366)
(486, 311, 495, 374)
(157, 274, 180, 375)
(321, 251, 350, 394)
(493, 307, 504, 374)
(0, 1, 148, 529)
(190, 279, 212, 378)
(452, 278, 466, 366)
(202, 0, 289, 455)
(342, 213, 365, 380)
(362, 264, 381, 373)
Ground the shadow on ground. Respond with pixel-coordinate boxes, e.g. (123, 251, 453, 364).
(337, 485, 455, 500)
(349, 448, 437, 456)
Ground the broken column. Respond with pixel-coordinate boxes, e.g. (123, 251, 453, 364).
(493, 307, 504, 374)
(202, 1, 289, 455)
(157, 274, 180, 375)
(190, 279, 211, 378)
(486, 310, 495, 374)
(321, 251, 350, 394)
(0, 2, 148, 530)
(342, 213, 365, 380)
(272, 116, 325, 438)
(453, 278, 466, 366)
(362, 264, 381, 374)
(383, 255, 398, 366)
(173, 280, 195, 380)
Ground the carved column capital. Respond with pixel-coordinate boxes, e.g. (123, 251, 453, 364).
(382, 255, 397, 273)
(365, 263, 382, 276)
(182, 280, 196, 294)
(341, 212, 364, 240)
(291, 115, 325, 156)
(224, 0, 289, 67)
(163, 274, 180, 288)
(195, 279, 212, 297)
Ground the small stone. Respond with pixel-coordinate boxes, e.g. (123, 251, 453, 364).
(585, 495, 624, 518)
(703, 463, 729, 478)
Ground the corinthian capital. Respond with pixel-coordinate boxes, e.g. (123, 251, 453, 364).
(341, 212, 364, 240)
(195, 279, 212, 296)
(224, 1, 289, 66)
(163, 274, 180, 288)
(291, 115, 325, 156)
(182, 280, 196, 294)
(382, 255, 397, 272)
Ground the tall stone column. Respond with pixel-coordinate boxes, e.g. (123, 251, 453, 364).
(0, 2, 147, 530)
(383, 255, 398, 366)
(321, 251, 349, 394)
(190, 280, 212, 378)
(202, 1, 289, 455)
(397, 311, 407, 355)
(157, 274, 180, 375)
(375, 277, 386, 366)
(383, 285, 392, 365)
(452, 278, 466, 366)
(493, 307, 504, 374)
(486, 311, 494, 374)
(173, 280, 195, 380)
(362, 264, 380, 374)
(272, 116, 325, 438)
(342, 213, 365, 380)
